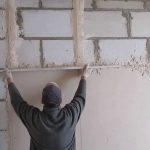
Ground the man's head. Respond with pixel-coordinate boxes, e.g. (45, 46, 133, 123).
(42, 82, 62, 106)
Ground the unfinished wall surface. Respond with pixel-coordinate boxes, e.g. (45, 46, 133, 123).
(13, 0, 75, 68)
(84, 0, 150, 67)
(1, 0, 150, 150)
(0, 0, 8, 150)
(7, 69, 150, 150)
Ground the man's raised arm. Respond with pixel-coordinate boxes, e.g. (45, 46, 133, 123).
(64, 64, 92, 124)
(5, 69, 39, 128)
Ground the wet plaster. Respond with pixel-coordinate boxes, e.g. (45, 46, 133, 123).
(143, 1, 150, 10)
(93, 39, 101, 64)
(39, 40, 45, 68)
(122, 10, 132, 37)
(146, 39, 150, 62)
(91, 0, 97, 10)
(16, 10, 24, 38)
(39, 0, 43, 8)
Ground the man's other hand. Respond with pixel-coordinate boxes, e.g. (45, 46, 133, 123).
(81, 64, 92, 79)
(5, 69, 13, 84)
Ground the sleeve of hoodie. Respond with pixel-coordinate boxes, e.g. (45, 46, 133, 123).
(64, 79, 86, 124)
(8, 83, 40, 128)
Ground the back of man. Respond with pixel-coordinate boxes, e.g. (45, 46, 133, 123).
(6, 65, 91, 150)
(28, 105, 78, 150)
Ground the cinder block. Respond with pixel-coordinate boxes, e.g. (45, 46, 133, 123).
(131, 12, 150, 37)
(0, 0, 5, 7)
(42, 0, 72, 8)
(83, 40, 95, 63)
(0, 76, 6, 100)
(16, 40, 40, 68)
(0, 102, 7, 129)
(145, 1, 150, 10)
(16, 0, 39, 7)
(0, 41, 7, 68)
(0, 11, 6, 38)
(85, 0, 144, 9)
(0, 132, 8, 150)
(99, 39, 147, 65)
(22, 10, 72, 37)
(85, 11, 127, 38)
(43, 40, 74, 66)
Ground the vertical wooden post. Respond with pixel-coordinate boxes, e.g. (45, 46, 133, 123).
(73, 0, 85, 65)
(6, 0, 22, 68)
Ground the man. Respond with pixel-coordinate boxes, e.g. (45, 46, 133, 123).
(5, 65, 92, 150)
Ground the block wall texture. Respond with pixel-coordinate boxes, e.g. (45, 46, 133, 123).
(1, 0, 150, 149)
(14, 0, 74, 68)
(84, 0, 150, 66)
(0, 1, 8, 149)
(0, 79, 8, 150)
(12, 0, 150, 69)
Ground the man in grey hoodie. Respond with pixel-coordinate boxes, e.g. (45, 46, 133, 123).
(5, 65, 92, 150)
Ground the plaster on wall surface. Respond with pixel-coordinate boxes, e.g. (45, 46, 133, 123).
(82, 68, 150, 150)
(7, 69, 150, 150)
(7, 70, 82, 150)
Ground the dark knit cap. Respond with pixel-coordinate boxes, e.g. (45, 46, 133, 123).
(42, 83, 62, 105)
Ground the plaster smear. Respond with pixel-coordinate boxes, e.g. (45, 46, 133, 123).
(6, 0, 23, 68)
(86, 39, 150, 77)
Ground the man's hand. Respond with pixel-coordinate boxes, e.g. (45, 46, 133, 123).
(4, 69, 13, 84)
(81, 64, 92, 79)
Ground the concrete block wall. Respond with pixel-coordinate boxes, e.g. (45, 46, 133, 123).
(6, 0, 150, 69)
(0, 41, 7, 69)
(0, 1, 6, 69)
(0, 1, 8, 149)
(0, 0, 5, 8)
(0, 80, 8, 149)
(16, 0, 72, 8)
(15, 0, 75, 68)
(12, 0, 150, 69)
(84, 0, 150, 65)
